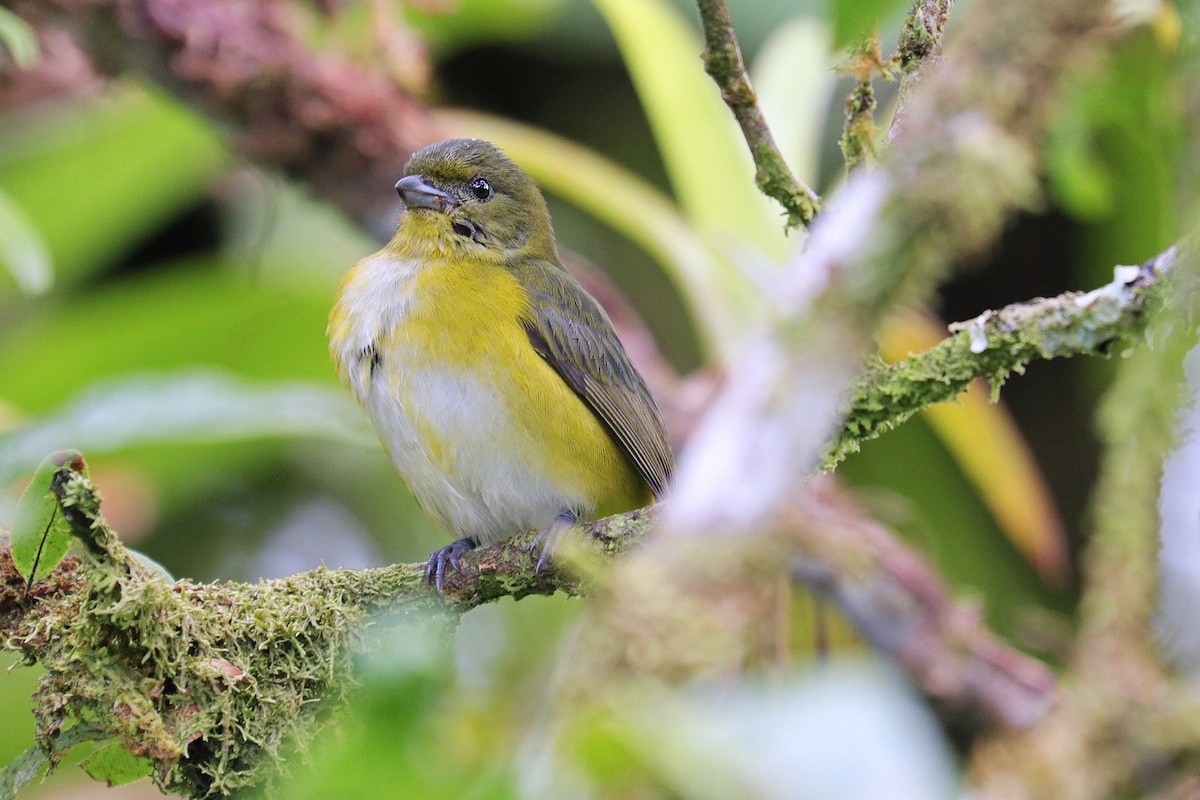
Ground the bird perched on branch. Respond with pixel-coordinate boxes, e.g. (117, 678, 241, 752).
(328, 138, 673, 590)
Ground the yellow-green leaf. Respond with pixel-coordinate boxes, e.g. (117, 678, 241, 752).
(589, 0, 790, 259)
(79, 742, 154, 787)
(10, 450, 86, 587)
(0, 188, 52, 295)
(0, 9, 39, 70)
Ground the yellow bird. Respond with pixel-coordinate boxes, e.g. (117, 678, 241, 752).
(328, 139, 674, 589)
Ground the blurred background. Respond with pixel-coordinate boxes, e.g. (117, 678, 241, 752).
(0, 0, 1183, 796)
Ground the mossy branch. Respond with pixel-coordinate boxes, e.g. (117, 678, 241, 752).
(826, 247, 1175, 469)
(841, 0, 956, 172)
(894, 0, 955, 75)
(694, 0, 821, 228)
(884, 0, 955, 147)
(1, 454, 1062, 796)
(0, 472, 652, 798)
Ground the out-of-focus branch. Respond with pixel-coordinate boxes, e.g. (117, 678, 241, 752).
(792, 483, 1054, 731)
(695, 0, 821, 228)
(666, 0, 1108, 535)
(969, 248, 1200, 799)
(557, 477, 1055, 736)
(13, 0, 438, 237)
(0, 25, 101, 109)
(826, 248, 1174, 469)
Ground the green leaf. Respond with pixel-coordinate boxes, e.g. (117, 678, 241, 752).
(128, 549, 176, 584)
(0, 188, 52, 294)
(10, 450, 86, 587)
(79, 742, 154, 787)
(832, 0, 908, 48)
(401, 0, 568, 53)
(0, 372, 373, 486)
(0, 9, 39, 70)
(0, 84, 223, 293)
(589, 0, 790, 258)
(0, 744, 45, 800)
(279, 613, 517, 800)
(0, 261, 336, 414)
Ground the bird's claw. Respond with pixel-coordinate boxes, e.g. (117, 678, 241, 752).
(425, 537, 476, 593)
(531, 509, 578, 576)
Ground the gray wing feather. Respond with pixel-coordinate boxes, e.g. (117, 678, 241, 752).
(519, 264, 674, 498)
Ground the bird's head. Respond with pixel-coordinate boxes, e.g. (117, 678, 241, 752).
(393, 138, 556, 262)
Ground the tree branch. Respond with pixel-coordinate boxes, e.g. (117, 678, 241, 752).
(886, 0, 955, 144)
(894, 0, 955, 75)
(826, 247, 1175, 469)
(2, 455, 1060, 796)
(838, 33, 885, 171)
(694, 0, 821, 228)
(791, 482, 1054, 732)
(0, 469, 653, 797)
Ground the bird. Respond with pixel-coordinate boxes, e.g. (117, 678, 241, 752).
(328, 138, 674, 590)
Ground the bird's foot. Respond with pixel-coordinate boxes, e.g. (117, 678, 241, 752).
(531, 509, 578, 575)
(425, 537, 477, 593)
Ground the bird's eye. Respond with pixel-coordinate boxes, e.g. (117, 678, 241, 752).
(469, 177, 493, 201)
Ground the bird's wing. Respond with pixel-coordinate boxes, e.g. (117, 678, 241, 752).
(518, 261, 674, 498)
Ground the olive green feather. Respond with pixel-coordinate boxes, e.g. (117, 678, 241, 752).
(515, 258, 674, 498)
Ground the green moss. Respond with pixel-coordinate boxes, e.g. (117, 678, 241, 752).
(3, 477, 445, 797)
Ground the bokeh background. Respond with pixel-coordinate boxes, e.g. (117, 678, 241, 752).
(0, 0, 1182, 795)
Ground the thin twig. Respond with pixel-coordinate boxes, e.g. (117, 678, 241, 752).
(695, 0, 821, 228)
(887, 0, 956, 142)
(839, 32, 886, 171)
(894, 0, 955, 74)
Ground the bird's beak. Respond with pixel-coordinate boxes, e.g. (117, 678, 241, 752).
(395, 175, 457, 212)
